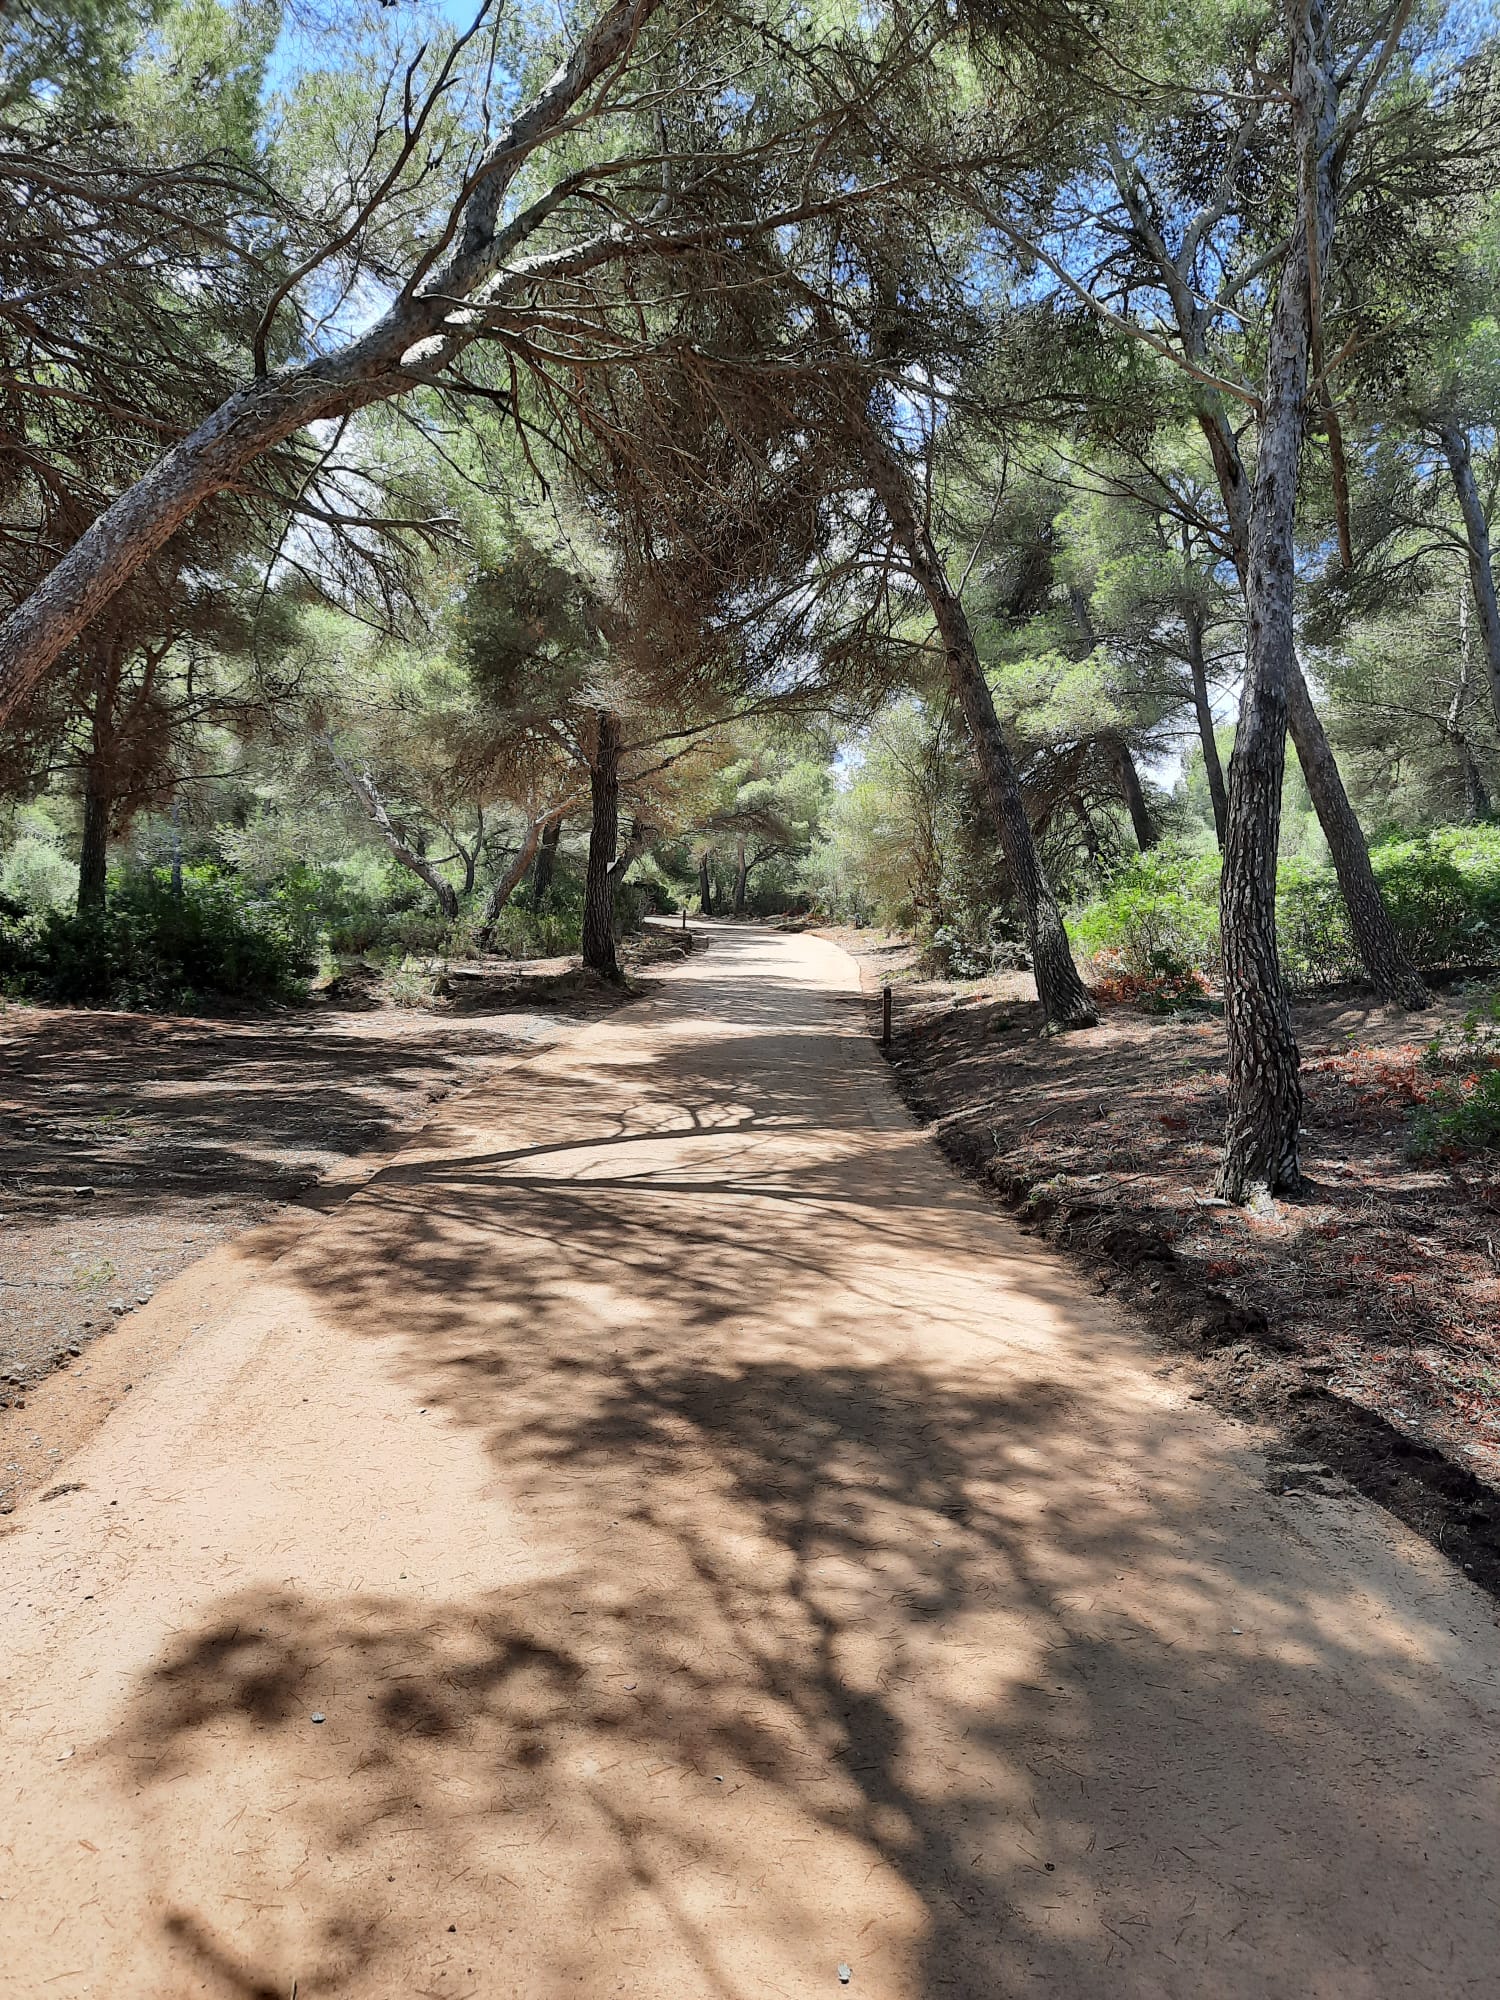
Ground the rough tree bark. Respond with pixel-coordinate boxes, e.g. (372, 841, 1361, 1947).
(1112, 138, 1428, 1005)
(698, 853, 714, 916)
(868, 436, 1096, 1025)
(476, 812, 560, 949)
(1184, 606, 1229, 848)
(1215, 0, 1333, 1203)
(77, 775, 110, 911)
(531, 815, 563, 912)
(582, 710, 622, 979)
(1439, 421, 1500, 733)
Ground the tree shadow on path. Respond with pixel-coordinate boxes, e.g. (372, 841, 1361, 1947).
(107, 931, 1500, 1998)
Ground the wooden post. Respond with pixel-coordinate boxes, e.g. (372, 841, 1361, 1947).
(681, 906, 687, 932)
(881, 984, 892, 1050)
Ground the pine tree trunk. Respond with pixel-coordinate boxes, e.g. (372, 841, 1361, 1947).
(945, 633, 1097, 1024)
(1283, 671, 1429, 1004)
(1201, 449, 1426, 1000)
(1185, 608, 1229, 847)
(0, 0, 670, 729)
(1439, 422, 1500, 733)
(1108, 733, 1157, 851)
(476, 816, 551, 949)
(1193, 422, 1427, 1003)
(608, 819, 646, 888)
(327, 748, 459, 923)
(77, 775, 110, 912)
(1451, 602, 1492, 820)
(868, 435, 1095, 1025)
(1188, 378, 1425, 999)
(698, 854, 714, 916)
(531, 816, 562, 912)
(1216, 0, 1334, 1203)
(582, 711, 621, 978)
(1458, 736, 1491, 821)
(733, 836, 749, 914)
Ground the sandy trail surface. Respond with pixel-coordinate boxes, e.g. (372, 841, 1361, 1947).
(2, 925, 1498, 1999)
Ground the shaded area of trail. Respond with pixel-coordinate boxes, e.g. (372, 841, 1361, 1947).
(2, 926, 1499, 1999)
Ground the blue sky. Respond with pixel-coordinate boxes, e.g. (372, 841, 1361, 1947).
(262, 0, 488, 98)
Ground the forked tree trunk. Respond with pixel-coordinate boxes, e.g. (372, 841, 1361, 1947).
(1216, 0, 1333, 1203)
(1180, 346, 1427, 998)
(531, 815, 563, 912)
(1195, 405, 1428, 1002)
(1439, 421, 1500, 733)
(869, 437, 1096, 1025)
(698, 853, 714, 916)
(1108, 734, 1158, 851)
(608, 818, 654, 891)
(476, 814, 557, 949)
(77, 775, 110, 911)
(324, 740, 459, 922)
(1184, 607, 1229, 847)
(582, 711, 622, 979)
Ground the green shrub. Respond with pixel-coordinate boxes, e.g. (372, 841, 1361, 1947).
(455, 903, 580, 959)
(379, 906, 455, 957)
(1409, 986, 1500, 1157)
(1275, 858, 1355, 988)
(1375, 830, 1500, 968)
(1410, 1069, 1500, 1159)
(383, 954, 442, 1008)
(0, 869, 315, 1009)
(1069, 848, 1220, 980)
(1072, 827, 1500, 994)
(0, 833, 75, 914)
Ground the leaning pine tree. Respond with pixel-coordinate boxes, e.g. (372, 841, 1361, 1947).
(864, 422, 1097, 1028)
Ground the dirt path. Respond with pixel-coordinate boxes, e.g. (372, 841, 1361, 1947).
(2, 926, 1498, 1999)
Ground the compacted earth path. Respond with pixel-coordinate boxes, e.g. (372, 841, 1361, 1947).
(2, 926, 1499, 1999)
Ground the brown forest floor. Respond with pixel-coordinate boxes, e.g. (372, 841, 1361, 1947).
(6, 920, 1500, 1998)
(826, 927, 1500, 1594)
(0, 931, 691, 1511)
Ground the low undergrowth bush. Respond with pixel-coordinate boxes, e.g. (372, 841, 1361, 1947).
(0, 869, 315, 1009)
(1072, 826, 1500, 997)
(1410, 988, 1500, 1159)
(1410, 1069, 1500, 1159)
(924, 911, 1030, 979)
(451, 903, 580, 959)
(1092, 952, 1216, 1014)
(1068, 848, 1221, 985)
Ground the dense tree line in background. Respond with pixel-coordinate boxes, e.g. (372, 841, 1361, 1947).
(0, 0, 1497, 1202)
